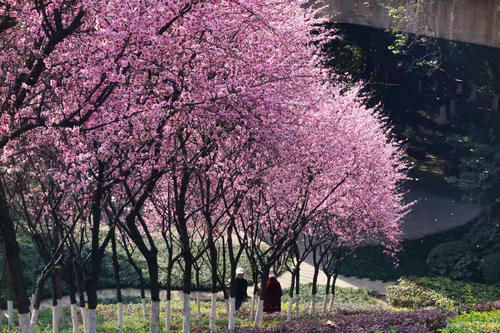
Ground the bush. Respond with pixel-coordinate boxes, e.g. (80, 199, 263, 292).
(479, 252, 500, 284)
(473, 301, 500, 312)
(387, 277, 500, 310)
(426, 241, 477, 280)
(442, 310, 500, 333)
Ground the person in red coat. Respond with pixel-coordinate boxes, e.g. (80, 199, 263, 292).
(263, 272, 282, 313)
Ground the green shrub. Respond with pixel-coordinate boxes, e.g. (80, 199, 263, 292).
(479, 252, 500, 284)
(426, 241, 477, 280)
(442, 310, 500, 333)
(387, 277, 500, 310)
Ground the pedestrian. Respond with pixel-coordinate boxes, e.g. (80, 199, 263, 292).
(263, 272, 282, 313)
(234, 267, 249, 311)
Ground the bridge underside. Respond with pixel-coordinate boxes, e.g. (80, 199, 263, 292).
(322, 0, 500, 48)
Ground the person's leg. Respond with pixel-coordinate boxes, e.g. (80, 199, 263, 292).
(235, 298, 242, 311)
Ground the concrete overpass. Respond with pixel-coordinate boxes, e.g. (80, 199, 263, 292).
(322, 0, 500, 48)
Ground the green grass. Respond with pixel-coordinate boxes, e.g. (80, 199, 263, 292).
(0, 286, 378, 332)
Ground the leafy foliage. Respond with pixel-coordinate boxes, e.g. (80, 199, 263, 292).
(479, 251, 500, 284)
(441, 310, 500, 333)
(426, 241, 477, 280)
(387, 277, 500, 311)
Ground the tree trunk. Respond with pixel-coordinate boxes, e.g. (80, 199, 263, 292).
(182, 292, 191, 333)
(165, 299, 171, 333)
(294, 268, 300, 318)
(165, 263, 173, 333)
(286, 271, 295, 322)
(29, 277, 45, 333)
(328, 273, 339, 312)
(309, 263, 320, 315)
(182, 254, 193, 333)
(228, 297, 236, 332)
(254, 268, 270, 328)
(52, 268, 63, 333)
(149, 253, 161, 333)
(322, 274, 331, 313)
(467, 83, 477, 103)
(111, 231, 123, 333)
(209, 293, 217, 333)
(0, 190, 30, 331)
(68, 269, 79, 333)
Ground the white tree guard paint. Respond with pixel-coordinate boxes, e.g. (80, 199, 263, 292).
(117, 303, 124, 333)
(493, 94, 499, 112)
(196, 292, 201, 315)
(30, 309, 40, 333)
(151, 300, 160, 333)
(253, 299, 264, 328)
(182, 293, 191, 333)
(53, 304, 62, 333)
(328, 294, 335, 312)
(436, 105, 448, 125)
(250, 295, 256, 318)
(309, 298, 316, 315)
(141, 298, 147, 318)
(165, 300, 171, 333)
(228, 297, 236, 332)
(294, 296, 300, 318)
(70, 304, 79, 333)
(209, 293, 217, 332)
(321, 295, 328, 313)
(7, 300, 13, 326)
(80, 307, 88, 333)
(224, 299, 229, 315)
(286, 296, 293, 322)
(19, 313, 31, 333)
(88, 308, 97, 333)
(30, 294, 35, 313)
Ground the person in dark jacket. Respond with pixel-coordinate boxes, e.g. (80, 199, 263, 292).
(263, 272, 282, 313)
(234, 267, 248, 311)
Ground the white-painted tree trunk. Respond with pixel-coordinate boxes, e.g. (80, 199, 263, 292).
(30, 294, 35, 313)
(228, 297, 236, 332)
(493, 94, 499, 112)
(141, 298, 147, 318)
(321, 295, 328, 313)
(196, 292, 201, 316)
(151, 300, 160, 333)
(0, 310, 3, 329)
(19, 313, 31, 333)
(88, 308, 97, 333)
(253, 299, 264, 328)
(224, 299, 229, 315)
(80, 307, 89, 333)
(53, 304, 62, 333)
(250, 294, 256, 318)
(286, 296, 293, 322)
(309, 297, 316, 315)
(117, 303, 124, 333)
(327, 294, 335, 312)
(71, 304, 79, 333)
(294, 295, 300, 318)
(182, 293, 191, 333)
(30, 309, 40, 333)
(209, 293, 217, 332)
(7, 300, 13, 326)
(165, 300, 171, 333)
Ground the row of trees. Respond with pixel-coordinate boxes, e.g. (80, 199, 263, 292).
(0, 1, 409, 332)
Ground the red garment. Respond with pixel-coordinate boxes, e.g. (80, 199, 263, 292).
(263, 277, 282, 313)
